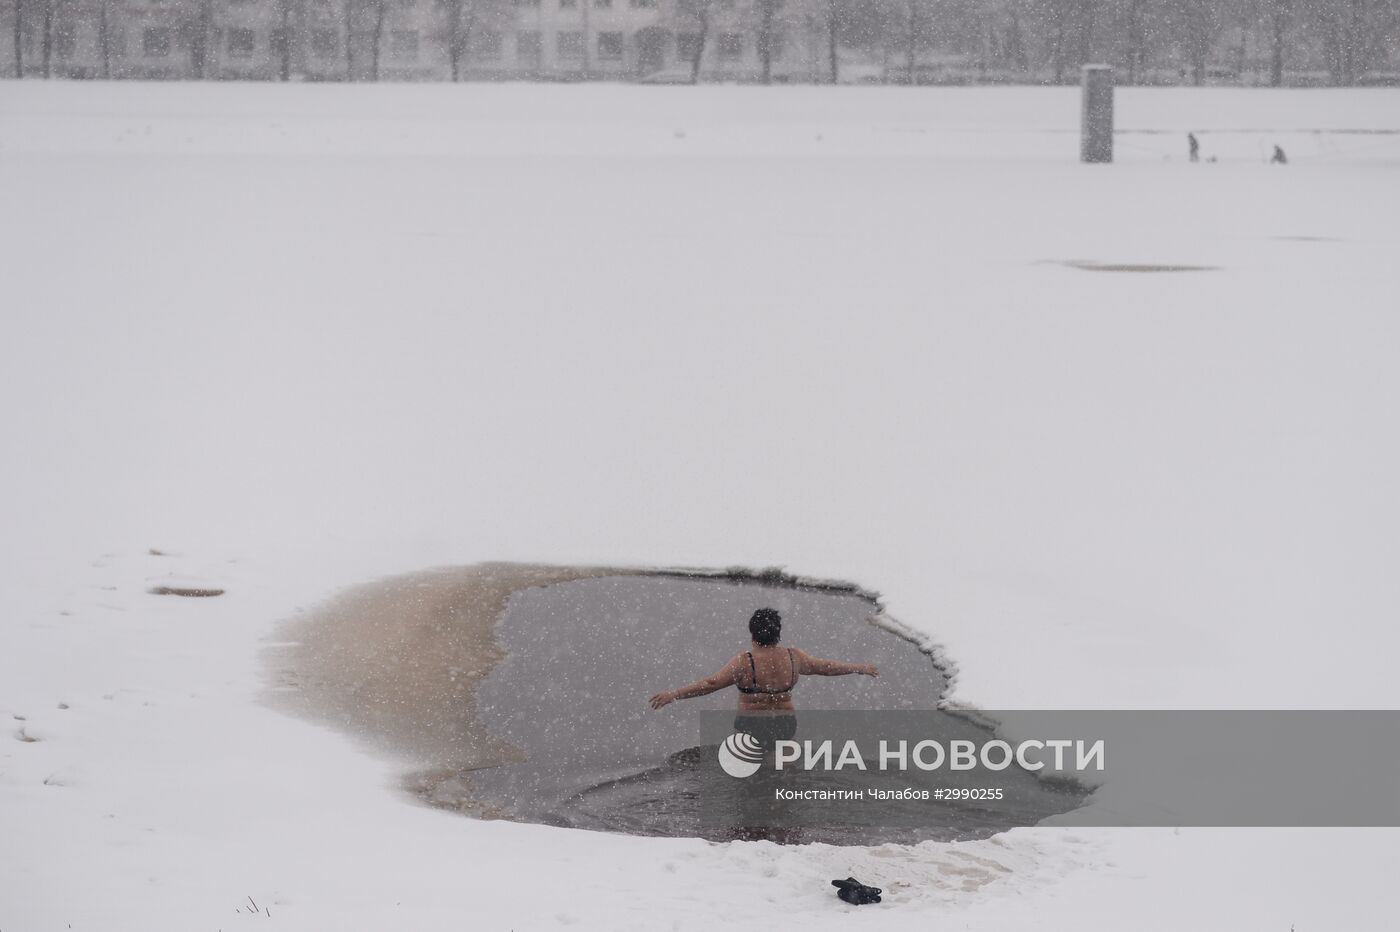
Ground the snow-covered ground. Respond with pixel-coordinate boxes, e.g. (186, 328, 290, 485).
(2, 83, 1398, 930)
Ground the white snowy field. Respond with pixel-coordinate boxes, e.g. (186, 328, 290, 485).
(2, 82, 1398, 930)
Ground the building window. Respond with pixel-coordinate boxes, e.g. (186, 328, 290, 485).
(517, 31, 542, 66)
(390, 30, 419, 61)
(53, 21, 78, 60)
(718, 32, 741, 61)
(559, 0, 576, 6)
(310, 28, 337, 59)
(557, 31, 583, 59)
(144, 27, 172, 58)
(594, 0, 612, 7)
(270, 28, 291, 57)
(471, 30, 502, 61)
(629, 0, 657, 6)
(676, 32, 699, 62)
(227, 28, 255, 58)
(597, 31, 623, 60)
(758, 31, 785, 61)
(514, 0, 541, 6)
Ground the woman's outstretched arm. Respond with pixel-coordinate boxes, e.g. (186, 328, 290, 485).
(650, 656, 741, 709)
(793, 649, 878, 678)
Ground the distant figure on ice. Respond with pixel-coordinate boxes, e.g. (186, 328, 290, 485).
(648, 607, 877, 747)
(1271, 145, 1288, 165)
(1188, 132, 1200, 162)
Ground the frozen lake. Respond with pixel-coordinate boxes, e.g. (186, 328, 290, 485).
(2, 83, 1397, 930)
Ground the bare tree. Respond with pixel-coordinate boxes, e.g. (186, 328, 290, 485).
(371, 0, 384, 80)
(1075, 0, 1097, 65)
(684, 0, 712, 84)
(12, 0, 22, 78)
(1179, 0, 1221, 85)
(345, 0, 386, 80)
(445, 0, 468, 81)
(99, 0, 110, 77)
(1266, 0, 1290, 86)
(278, 0, 293, 81)
(1315, 0, 1381, 86)
(884, 0, 941, 85)
(825, 0, 839, 83)
(756, 0, 776, 83)
(39, 0, 50, 77)
(904, 0, 920, 83)
(1005, 1, 1027, 72)
(444, 0, 508, 82)
(1122, 0, 1147, 83)
(344, 0, 354, 78)
(1048, 0, 1069, 82)
(187, 0, 213, 79)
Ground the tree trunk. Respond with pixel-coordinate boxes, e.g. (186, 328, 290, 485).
(1007, 6, 1026, 73)
(1124, 0, 1143, 85)
(191, 0, 211, 79)
(40, 0, 50, 78)
(1188, 0, 1207, 86)
(1235, 7, 1247, 84)
(689, 6, 707, 84)
(371, 0, 384, 81)
(99, 0, 110, 77)
(981, 13, 992, 77)
(1344, 0, 1366, 85)
(1337, 1, 1352, 86)
(758, 0, 773, 84)
(905, 0, 915, 85)
(280, 0, 292, 81)
(826, 0, 837, 85)
(1076, 0, 1095, 67)
(458, 8, 477, 82)
(580, 0, 589, 77)
(1268, 0, 1287, 87)
(344, 0, 353, 79)
(447, 0, 461, 81)
(13, 0, 22, 78)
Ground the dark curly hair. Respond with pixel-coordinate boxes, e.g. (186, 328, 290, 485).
(748, 608, 782, 646)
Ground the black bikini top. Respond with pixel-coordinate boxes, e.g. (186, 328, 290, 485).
(737, 648, 798, 695)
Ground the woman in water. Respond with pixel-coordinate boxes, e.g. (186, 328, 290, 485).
(648, 607, 877, 745)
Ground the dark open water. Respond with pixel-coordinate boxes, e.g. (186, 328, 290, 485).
(413, 575, 1087, 844)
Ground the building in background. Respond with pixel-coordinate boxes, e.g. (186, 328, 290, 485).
(3, 0, 1398, 85)
(1, 0, 840, 82)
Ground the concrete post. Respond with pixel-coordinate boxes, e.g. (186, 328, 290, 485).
(1081, 65, 1114, 163)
